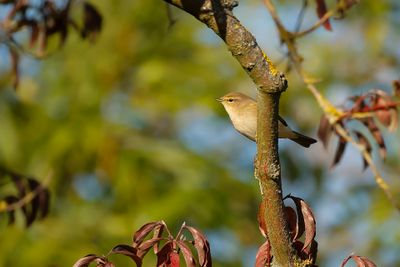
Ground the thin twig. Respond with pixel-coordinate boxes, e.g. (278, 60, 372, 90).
(294, 10, 334, 38)
(263, 0, 305, 68)
(294, 0, 308, 33)
(263, 0, 286, 32)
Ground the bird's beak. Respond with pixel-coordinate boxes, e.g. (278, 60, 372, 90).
(216, 98, 223, 102)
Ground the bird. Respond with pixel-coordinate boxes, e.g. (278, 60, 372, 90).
(217, 92, 317, 148)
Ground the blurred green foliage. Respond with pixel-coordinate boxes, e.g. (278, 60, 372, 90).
(0, 0, 400, 266)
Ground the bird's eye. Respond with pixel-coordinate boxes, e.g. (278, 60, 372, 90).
(228, 98, 234, 102)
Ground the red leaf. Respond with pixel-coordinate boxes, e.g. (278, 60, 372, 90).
(284, 206, 298, 241)
(283, 196, 304, 243)
(72, 254, 108, 267)
(341, 254, 377, 267)
(133, 221, 166, 247)
(286, 196, 316, 251)
(362, 118, 386, 160)
(332, 137, 347, 167)
(25, 178, 40, 226)
(37, 26, 47, 57)
(292, 241, 304, 255)
(9, 46, 19, 89)
(372, 91, 398, 132)
(255, 240, 272, 267)
(11, 173, 26, 198)
(112, 244, 142, 266)
(393, 80, 400, 97)
(358, 256, 377, 267)
(292, 240, 318, 263)
(354, 131, 371, 170)
(37, 186, 50, 219)
(317, 115, 333, 148)
(183, 225, 212, 267)
(302, 240, 318, 263)
(341, 254, 354, 267)
(137, 237, 165, 258)
(315, 0, 332, 31)
(176, 240, 196, 267)
(29, 22, 40, 48)
(153, 221, 164, 254)
(10, 174, 33, 226)
(156, 242, 177, 267)
(72, 254, 98, 267)
(1, 170, 50, 226)
(5, 0, 28, 20)
(98, 262, 115, 267)
(350, 95, 367, 113)
(169, 251, 180, 267)
(81, 2, 103, 41)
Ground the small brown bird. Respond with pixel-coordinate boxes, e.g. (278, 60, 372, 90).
(217, 92, 317, 147)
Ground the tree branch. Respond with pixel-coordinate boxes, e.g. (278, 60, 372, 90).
(163, 0, 294, 265)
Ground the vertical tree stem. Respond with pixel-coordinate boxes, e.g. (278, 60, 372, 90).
(161, 0, 294, 265)
(256, 92, 294, 266)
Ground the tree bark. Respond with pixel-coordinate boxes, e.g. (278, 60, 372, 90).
(162, 0, 293, 266)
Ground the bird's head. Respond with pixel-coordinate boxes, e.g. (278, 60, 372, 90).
(217, 92, 254, 111)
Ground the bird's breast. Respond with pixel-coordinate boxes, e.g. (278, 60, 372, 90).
(231, 114, 257, 141)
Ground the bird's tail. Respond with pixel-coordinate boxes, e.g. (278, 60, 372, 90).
(289, 131, 317, 148)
